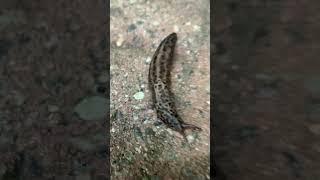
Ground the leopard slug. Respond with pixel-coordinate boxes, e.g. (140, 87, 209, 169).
(148, 32, 201, 140)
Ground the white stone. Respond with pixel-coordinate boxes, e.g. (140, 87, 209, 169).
(152, 21, 159, 26)
(187, 135, 195, 143)
(135, 147, 141, 153)
(193, 25, 201, 31)
(145, 57, 151, 64)
(133, 91, 145, 100)
(174, 25, 179, 32)
(116, 35, 124, 47)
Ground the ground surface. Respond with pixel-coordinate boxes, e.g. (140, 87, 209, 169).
(110, 0, 210, 179)
(0, 0, 107, 179)
(2, 0, 318, 179)
(214, 0, 320, 179)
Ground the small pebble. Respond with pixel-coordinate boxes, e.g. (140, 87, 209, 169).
(145, 57, 151, 64)
(167, 129, 173, 135)
(188, 38, 194, 44)
(116, 35, 124, 47)
(135, 147, 141, 153)
(146, 109, 154, 114)
(74, 96, 107, 120)
(127, 24, 137, 32)
(143, 119, 152, 124)
(133, 91, 144, 100)
(190, 84, 197, 88)
(187, 135, 195, 143)
(193, 25, 201, 31)
(174, 25, 179, 32)
(152, 21, 159, 26)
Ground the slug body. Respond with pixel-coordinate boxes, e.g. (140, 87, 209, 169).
(148, 33, 201, 139)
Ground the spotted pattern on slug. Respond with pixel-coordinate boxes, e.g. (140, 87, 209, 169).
(148, 33, 201, 140)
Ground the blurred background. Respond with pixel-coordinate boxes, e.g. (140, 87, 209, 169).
(213, 0, 320, 179)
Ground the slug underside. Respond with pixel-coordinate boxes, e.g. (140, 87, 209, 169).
(148, 32, 201, 141)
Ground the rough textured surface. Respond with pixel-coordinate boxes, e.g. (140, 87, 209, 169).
(214, 0, 320, 179)
(110, 0, 210, 179)
(0, 0, 107, 179)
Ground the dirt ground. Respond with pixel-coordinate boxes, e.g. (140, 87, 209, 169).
(0, 0, 108, 179)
